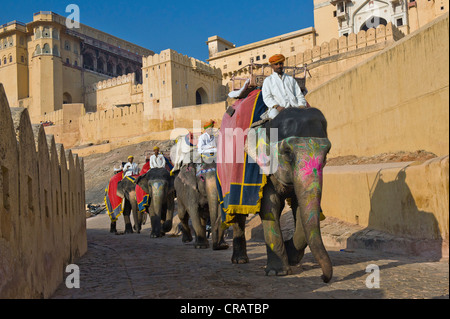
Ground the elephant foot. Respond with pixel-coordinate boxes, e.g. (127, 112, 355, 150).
(265, 246, 292, 276)
(133, 225, 142, 234)
(231, 237, 249, 264)
(285, 238, 305, 266)
(213, 241, 229, 250)
(162, 221, 173, 233)
(124, 223, 134, 234)
(182, 232, 193, 243)
(194, 239, 210, 249)
(110, 222, 117, 234)
(150, 232, 163, 238)
(265, 266, 292, 276)
(231, 252, 249, 264)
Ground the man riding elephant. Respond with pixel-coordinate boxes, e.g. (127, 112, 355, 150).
(172, 122, 228, 250)
(217, 56, 332, 282)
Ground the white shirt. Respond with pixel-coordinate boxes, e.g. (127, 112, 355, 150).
(123, 162, 139, 176)
(262, 72, 307, 118)
(150, 154, 166, 169)
(198, 131, 217, 154)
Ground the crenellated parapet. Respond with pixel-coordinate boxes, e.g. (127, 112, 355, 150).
(295, 23, 404, 66)
(143, 48, 222, 79)
(85, 73, 137, 93)
(0, 84, 86, 298)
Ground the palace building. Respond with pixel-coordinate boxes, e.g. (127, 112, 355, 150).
(0, 11, 153, 121)
(0, 1, 447, 148)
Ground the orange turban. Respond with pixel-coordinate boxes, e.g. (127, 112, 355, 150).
(204, 120, 215, 130)
(269, 54, 286, 65)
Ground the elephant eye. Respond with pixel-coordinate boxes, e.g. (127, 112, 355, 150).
(280, 148, 294, 162)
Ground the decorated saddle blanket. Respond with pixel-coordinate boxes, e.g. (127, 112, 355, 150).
(105, 171, 124, 222)
(216, 89, 268, 226)
(105, 173, 149, 222)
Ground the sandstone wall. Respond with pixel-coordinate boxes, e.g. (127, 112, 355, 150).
(307, 13, 449, 158)
(0, 84, 86, 299)
(322, 157, 449, 256)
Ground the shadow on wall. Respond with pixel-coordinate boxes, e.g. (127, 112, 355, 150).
(347, 167, 444, 261)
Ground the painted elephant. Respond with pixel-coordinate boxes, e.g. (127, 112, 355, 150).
(136, 167, 175, 238)
(114, 177, 143, 234)
(231, 107, 333, 283)
(175, 162, 229, 250)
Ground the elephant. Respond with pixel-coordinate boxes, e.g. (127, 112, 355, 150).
(136, 167, 175, 238)
(230, 107, 333, 283)
(174, 162, 229, 250)
(114, 176, 143, 234)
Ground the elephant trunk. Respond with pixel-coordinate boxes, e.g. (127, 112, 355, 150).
(293, 153, 332, 283)
(150, 181, 166, 235)
(162, 191, 174, 233)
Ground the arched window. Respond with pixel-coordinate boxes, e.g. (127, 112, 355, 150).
(53, 45, 59, 56)
(65, 40, 71, 51)
(107, 61, 114, 75)
(43, 43, 51, 54)
(9, 55, 12, 63)
(8, 37, 13, 47)
(83, 53, 94, 70)
(116, 64, 123, 76)
(125, 66, 133, 75)
(196, 87, 208, 105)
(63, 92, 72, 104)
(97, 58, 105, 73)
(43, 26, 51, 38)
(360, 16, 388, 31)
(52, 29, 59, 39)
(3, 57, 6, 65)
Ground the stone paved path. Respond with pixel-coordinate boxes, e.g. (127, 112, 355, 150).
(52, 212, 449, 300)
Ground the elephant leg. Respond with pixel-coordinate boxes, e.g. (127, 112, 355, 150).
(231, 214, 249, 264)
(110, 221, 117, 233)
(129, 194, 141, 234)
(259, 184, 291, 276)
(162, 193, 174, 233)
(284, 198, 308, 266)
(189, 205, 209, 249)
(142, 207, 148, 225)
(122, 200, 133, 234)
(178, 202, 193, 243)
(149, 205, 162, 238)
(211, 205, 229, 250)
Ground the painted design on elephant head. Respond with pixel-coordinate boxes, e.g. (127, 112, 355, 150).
(279, 137, 331, 241)
(300, 156, 323, 181)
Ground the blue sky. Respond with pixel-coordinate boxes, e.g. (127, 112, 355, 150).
(2, 0, 315, 62)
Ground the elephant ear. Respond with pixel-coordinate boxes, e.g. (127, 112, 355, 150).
(179, 164, 198, 192)
(136, 174, 150, 194)
(246, 127, 279, 175)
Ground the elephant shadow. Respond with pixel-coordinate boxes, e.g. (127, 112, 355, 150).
(345, 168, 444, 262)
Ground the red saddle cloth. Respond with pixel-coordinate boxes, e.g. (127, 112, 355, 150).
(216, 89, 268, 226)
(105, 171, 124, 222)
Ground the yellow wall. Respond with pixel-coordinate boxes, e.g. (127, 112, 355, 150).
(322, 156, 449, 245)
(307, 13, 449, 158)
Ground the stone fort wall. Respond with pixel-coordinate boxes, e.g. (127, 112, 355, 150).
(0, 84, 86, 298)
(307, 13, 449, 158)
